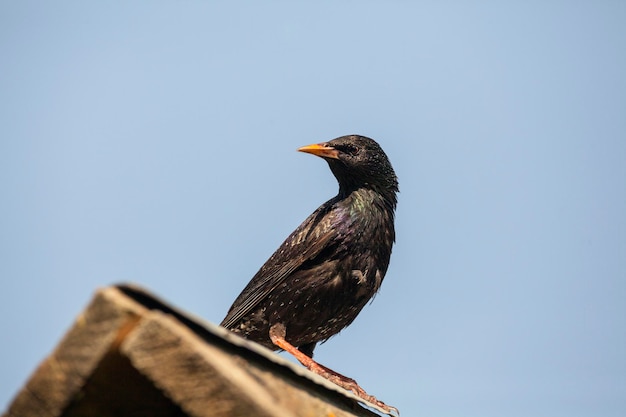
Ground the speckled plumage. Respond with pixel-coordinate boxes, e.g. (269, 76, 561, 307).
(221, 135, 398, 358)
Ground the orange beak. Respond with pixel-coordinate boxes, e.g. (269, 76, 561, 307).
(297, 143, 340, 159)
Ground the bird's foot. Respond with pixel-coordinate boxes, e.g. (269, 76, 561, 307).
(269, 323, 399, 415)
(307, 360, 399, 415)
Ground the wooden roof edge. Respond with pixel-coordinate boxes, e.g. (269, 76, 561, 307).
(4, 283, 394, 417)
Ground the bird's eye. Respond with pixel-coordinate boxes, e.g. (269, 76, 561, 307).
(338, 144, 359, 156)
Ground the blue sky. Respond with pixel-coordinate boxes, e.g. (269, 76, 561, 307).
(1, 2, 625, 416)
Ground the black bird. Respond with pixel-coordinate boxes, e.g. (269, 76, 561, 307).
(221, 135, 398, 413)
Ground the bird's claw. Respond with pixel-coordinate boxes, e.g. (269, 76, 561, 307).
(306, 361, 399, 415)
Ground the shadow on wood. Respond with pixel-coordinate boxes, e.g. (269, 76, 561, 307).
(3, 284, 392, 417)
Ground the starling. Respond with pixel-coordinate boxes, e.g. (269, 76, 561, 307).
(221, 135, 398, 413)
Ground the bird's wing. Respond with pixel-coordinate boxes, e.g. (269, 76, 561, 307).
(221, 203, 338, 329)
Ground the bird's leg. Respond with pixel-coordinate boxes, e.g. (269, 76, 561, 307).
(269, 323, 399, 415)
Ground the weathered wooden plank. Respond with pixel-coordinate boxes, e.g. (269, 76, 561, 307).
(123, 310, 374, 417)
(122, 312, 278, 417)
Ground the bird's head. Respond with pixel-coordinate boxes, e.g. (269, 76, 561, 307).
(298, 135, 399, 202)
